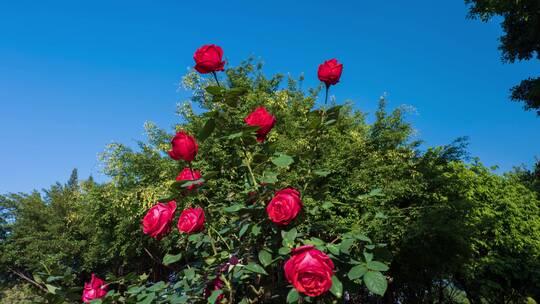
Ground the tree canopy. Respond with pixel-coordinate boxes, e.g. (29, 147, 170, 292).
(466, 0, 540, 115)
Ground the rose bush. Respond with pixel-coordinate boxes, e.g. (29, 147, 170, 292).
(8, 42, 539, 304)
(57, 44, 391, 303)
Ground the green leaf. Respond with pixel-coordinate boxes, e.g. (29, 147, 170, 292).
(244, 262, 268, 275)
(367, 261, 389, 271)
(224, 203, 244, 213)
(329, 275, 343, 298)
(313, 169, 331, 177)
(259, 170, 278, 184)
(258, 250, 272, 267)
(184, 268, 195, 280)
(357, 188, 384, 200)
(283, 228, 297, 244)
(208, 289, 223, 303)
(326, 244, 340, 256)
(251, 224, 261, 236)
(239, 223, 250, 237)
(162, 253, 182, 266)
(170, 295, 188, 304)
(147, 281, 166, 292)
(278, 246, 291, 255)
(364, 271, 388, 296)
(45, 284, 58, 294)
(45, 275, 63, 283)
(348, 264, 368, 280)
(286, 288, 300, 303)
(339, 238, 355, 254)
(205, 85, 224, 96)
(354, 234, 372, 243)
(271, 154, 294, 167)
(198, 118, 216, 142)
(364, 251, 374, 262)
(322, 201, 334, 209)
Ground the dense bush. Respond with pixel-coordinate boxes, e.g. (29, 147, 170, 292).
(1, 46, 539, 303)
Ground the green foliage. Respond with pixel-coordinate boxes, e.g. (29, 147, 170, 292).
(465, 0, 540, 115)
(0, 59, 539, 303)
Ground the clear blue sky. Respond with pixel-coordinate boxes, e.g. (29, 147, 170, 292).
(1, 1, 539, 193)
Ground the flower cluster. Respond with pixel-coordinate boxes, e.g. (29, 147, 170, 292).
(82, 44, 343, 302)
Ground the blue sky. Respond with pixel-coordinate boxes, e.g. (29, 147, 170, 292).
(1, 1, 539, 193)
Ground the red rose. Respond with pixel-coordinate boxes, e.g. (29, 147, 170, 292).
(177, 207, 205, 234)
(142, 200, 177, 240)
(284, 245, 335, 297)
(317, 59, 343, 86)
(244, 107, 276, 142)
(266, 188, 302, 226)
(82, 273, 108, 303)
(176, 167, 203, 190)
(194, 44, 225, 74)
(168, 131, 198, 162)
(204, 277, 225, 303)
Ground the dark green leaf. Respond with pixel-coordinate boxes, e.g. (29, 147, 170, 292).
(251, 224, 261, 236)
(367, 261, 389, 271)
(258, 250, 272, 267)
(279, 246, 291, 255)
(329, 275, 343, 298)
(224, 203, 244, 213)
(244, 262, 268, 275)
(271, 154, 294, 167)
(197, 118, 216, 142)
(163, 253, 182, 266)
(364, 271, 387, 296)
(239, 223, 249, 237)
(313, 169, 331, 177)
(340, 238, 355, 254)
(205, 86, 224, 96)
(348, 264, 368, 280)
(208, 290, 223, 304)
(287, 288, 300, 303)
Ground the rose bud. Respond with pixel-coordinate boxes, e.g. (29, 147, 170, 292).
(194, 44, 225, 74)
(142, 200, 177, 240)
(266, 188, 302, 226)
(82, 273, 108, 303)
(168, 131, 198, 162)
(176, 167, 203, 190)
(177, 207, 205, 234)
(244, 107, 276, 142)
(204, 277, 225, 303)
(317, 59, 343, 87)
(284, 245, 335, 297)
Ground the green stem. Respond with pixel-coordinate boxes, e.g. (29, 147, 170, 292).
(209, 225, 232, 251)
(324, 84, 329, 105)
(212, 71, 221, 87)
(207, 229, 219, 255)
(240, 140, 258, 188)
(188, 162, 195, 180)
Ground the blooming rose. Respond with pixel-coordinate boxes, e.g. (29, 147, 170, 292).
(176, 167, 203, 190)
(284, 245, 335, 297)
(204, 277, 225, 303)
(142, 200, 177, 240)
(244, 107, 276, 142)
(177, 207, 205, 234)
(266, 188, 302, 226)
(194, 44, 225, 74)
(168, 131, 198, 162)
(317, 59, 343, 86)
(82, 273, 108, 303)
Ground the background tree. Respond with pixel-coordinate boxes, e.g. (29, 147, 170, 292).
(465, 0, 540, 115)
